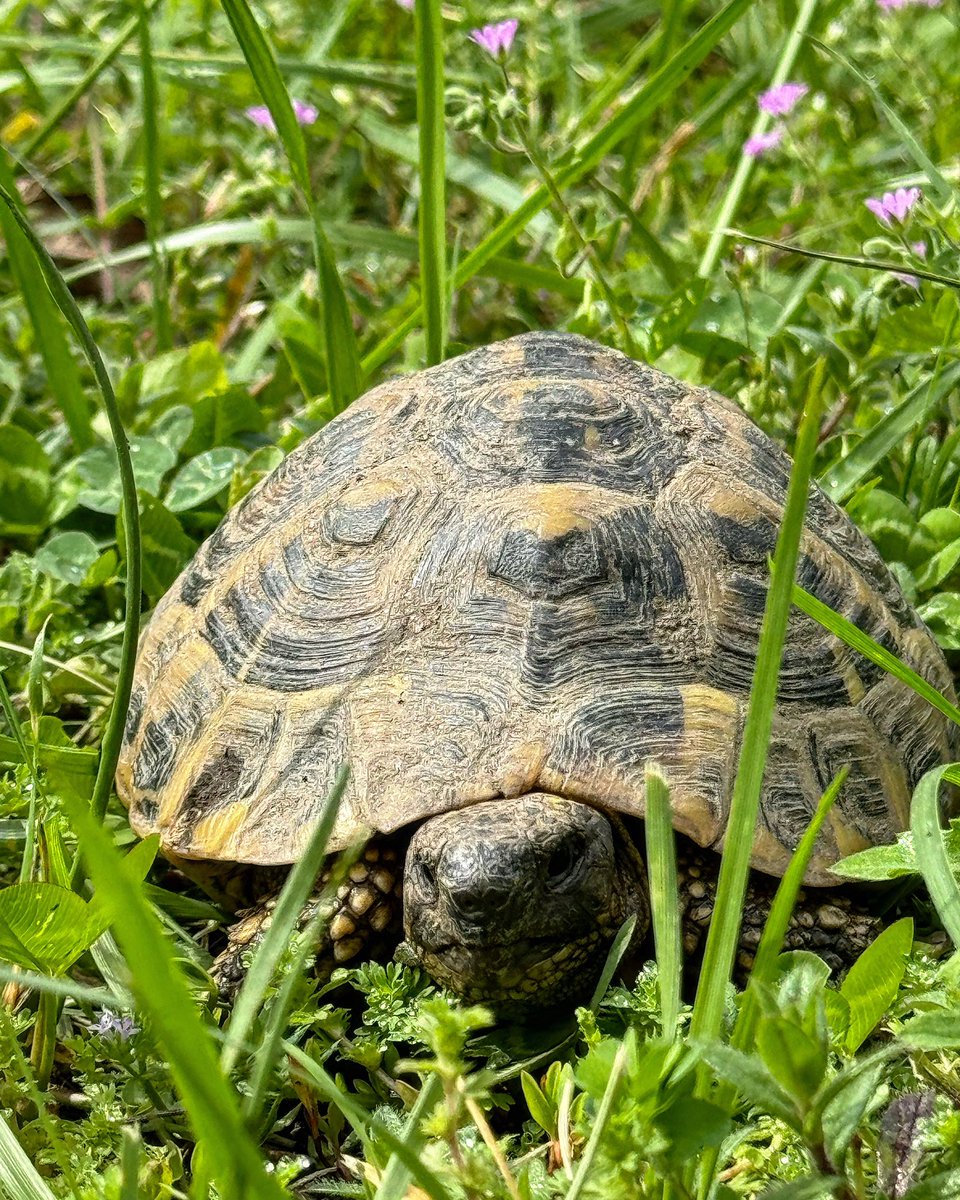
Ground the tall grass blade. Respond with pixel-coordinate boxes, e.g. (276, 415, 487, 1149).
(21, 1, 161, 160)
(0, 185, 142, 839)
(221, 766, 348, 1075)
(910, 763, 960, 947)
(566, 1039, 629, 1200)
(818, 344, 960, 505)
(283, 1042, 455, 1200)
(690, 360, 827, 1050)
(136, 0, 171, 351)
(699, 0, 821, 278)
(810, 38, 955, 207)
(0, 153, 92, 448)
(414, 0, 446, 365)
(0, 1114, 58, 1200)
(362, 0, 758, 374)
(696, 770, 848, 1193)
(791, 583, 960, 728)
(374, 1074, 443, 1200)
(61, 789, 285, 1200)
(644, 765, 681, 1036)
(219, 0, 361, 411)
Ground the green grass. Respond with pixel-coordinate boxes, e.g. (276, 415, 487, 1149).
(1, 0, 960, 1196)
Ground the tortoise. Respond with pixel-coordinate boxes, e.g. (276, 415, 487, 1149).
(116, 331, 957, 1013)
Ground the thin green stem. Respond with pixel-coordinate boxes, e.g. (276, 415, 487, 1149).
(29, 991, 58, 1090)
(415, 0, 447, 365)
(0, 187, 142, 855)
(698, 0, 821, 278)
(137, 0, 172, 351)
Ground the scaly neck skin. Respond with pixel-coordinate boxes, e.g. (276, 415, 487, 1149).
(401, 793, 649, 1014)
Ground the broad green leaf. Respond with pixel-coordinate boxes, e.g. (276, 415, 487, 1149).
(696, 1043, 799, 1128)
(911, 764, 960, 946)
(758, 1179, 842, 1199)
(654, 1095, 730, 1158)
(839, 918, 913, 1053)
(0, 883, 105, 974)
(34, 531, 101, 586)
(832, 838, 918, 881)
(644, 278, 710, 360)
(902, 1167, 960, 1199)
(821, 1057, 888, 1170)
(151, 404, 195, 455)
(755, 1015, 826, 1105)
(139, 341, 228, 412)
(520, 1071, 556, 1137)
(0, 426, 51, 535)
(60, 437, 176, 516)
(900, 1011, 960, 1049)
(917, 592, 960, 649)
(165, 447, 247, 512)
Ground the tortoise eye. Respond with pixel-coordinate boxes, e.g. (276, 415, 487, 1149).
(545, 838, 580, 886)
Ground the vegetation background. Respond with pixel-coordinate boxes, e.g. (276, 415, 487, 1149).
(1, 0, 960, 1196)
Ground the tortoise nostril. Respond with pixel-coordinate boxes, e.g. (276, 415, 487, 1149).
(412, 859, 439, 904)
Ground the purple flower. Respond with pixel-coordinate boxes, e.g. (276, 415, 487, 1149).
(743, 127, 784, 158)
(757, 82, 808, 116)
(865, 187, 922, 225)
(469, 19, 519, 58)
(93, 1009, 140, 1041)
(912, 240, 928, 257)
(876, 0, 909, 7)
(244, 100, 318, 133)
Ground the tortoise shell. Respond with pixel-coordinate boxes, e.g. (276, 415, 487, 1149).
(116, 332, 957, 885)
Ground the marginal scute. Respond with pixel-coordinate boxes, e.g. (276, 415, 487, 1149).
(115, 331, 958, 877)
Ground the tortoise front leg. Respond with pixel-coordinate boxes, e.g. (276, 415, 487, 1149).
(677, 844, 883, 976)
(211, 842, 403, 997)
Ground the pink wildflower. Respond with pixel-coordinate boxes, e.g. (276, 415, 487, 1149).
(912, 240, 928, 257)
(876, 0, 909, 8)
(743, 127, 784, 158)
(864, 187, 922, 225)
(757, 82, 808, 116)
(244, 100, 318, 133)
(469, 19, 519, 58)
(395, 0, 414, 9)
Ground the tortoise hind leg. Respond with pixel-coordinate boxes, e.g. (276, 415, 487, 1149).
(211, 842, 403, 998)
(677, 844, 883, 978)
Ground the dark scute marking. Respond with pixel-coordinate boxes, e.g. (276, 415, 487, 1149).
(123, 687, 145, 745)
(180, 562, 213, 607)
(708, 574, 850, 704)
(181, 746, 246, 819)
(136, 797, 158, 823)
(203, 585, 275, 679)
(133, 697, 204, 794)
(564, 688, 685, 774)
(760, 785, 814, 855)
(520, 332, 604, 376)
(323, 495, 397, 546)
(489, 527, 605, 599)
(809, 724, 898, 845)
(711, 514, 778, 566)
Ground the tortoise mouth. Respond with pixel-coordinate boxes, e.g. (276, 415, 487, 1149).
(414, 929, 606, 1008)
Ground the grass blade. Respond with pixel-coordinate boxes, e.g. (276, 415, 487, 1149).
(644, 765, 681, 1037)
(791, 583, 960, 728)
(374, 1074, 443, 1200)
(565, 1039, 629, 1200)
(910, 763, 960, 947)
(0, 185, 142, 840)
(810, 38, 955, 207)
(21, 1, 161, 161)
(220, 765, 348, 1075)
(0, 1114, 58, 1200)
(219, 0, 361, 411)
(699, 0, 822, 279)
(362, 0, 758, 375)
(61, 789, 285, 1200)
(136, 0, 171, 352)
(0, 152, 92, 448)
(690, 360, 827, 1050)
(414, 0, 446, 365)
(283, 1042, 455, 1200)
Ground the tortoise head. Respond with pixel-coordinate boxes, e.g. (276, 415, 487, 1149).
(401, 794, 648, 1014)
